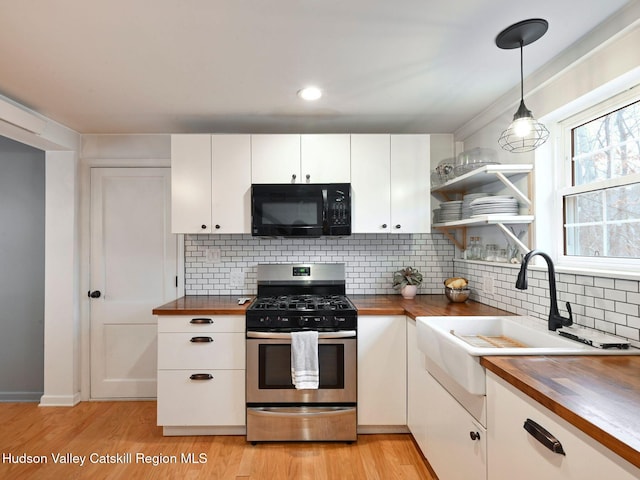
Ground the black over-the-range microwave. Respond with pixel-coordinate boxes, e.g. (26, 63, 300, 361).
(251, 183, 351, 237)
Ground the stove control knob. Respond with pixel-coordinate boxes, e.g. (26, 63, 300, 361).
(298, 317, 308, 327)
(261, 316, 272, 326)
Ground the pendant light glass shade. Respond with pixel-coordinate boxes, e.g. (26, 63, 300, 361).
(498, 99, 549, 153)
(496, 19, 549, 153)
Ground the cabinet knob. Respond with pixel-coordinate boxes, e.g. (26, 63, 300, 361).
(215, 224, 221, 229)
(88, 290, 101, 299)
(201, 224, 207, 230)
(381, 224, 388, 229)
(469, 431, 481, 441)
(306, 174, 310, 180)
(395, 224, 401, 229)
(292, 174, 297, 180)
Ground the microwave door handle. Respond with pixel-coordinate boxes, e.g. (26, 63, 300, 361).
(322, 188, 328, 229)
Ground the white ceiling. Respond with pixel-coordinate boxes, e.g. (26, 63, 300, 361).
(0, 0, 634, 134)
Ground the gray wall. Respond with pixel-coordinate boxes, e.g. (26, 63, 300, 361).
(0, 136, 45, 401)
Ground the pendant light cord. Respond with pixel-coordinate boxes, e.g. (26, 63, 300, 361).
(519, 40, 524, 101)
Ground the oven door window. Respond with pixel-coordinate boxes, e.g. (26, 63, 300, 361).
(258, 344, 344, 389)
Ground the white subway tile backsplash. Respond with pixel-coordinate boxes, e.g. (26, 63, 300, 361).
(184, 233, 454, 296)
(454, 259, 640, 347)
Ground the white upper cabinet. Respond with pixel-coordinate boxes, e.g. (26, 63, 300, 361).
(251, 134, 301, 184)
(171, 134, 251, 234)
(390, 134, 431, 233)
(351, 134, 392, 232)
(351, 134, 430, 233)
(211, 135, 251, 233)
(171, 134, 212, 233)
(300, 134, 351, 183)
(251, 134, 350, 184)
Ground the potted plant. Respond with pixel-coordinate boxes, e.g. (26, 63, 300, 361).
(393, 267, 423, 299)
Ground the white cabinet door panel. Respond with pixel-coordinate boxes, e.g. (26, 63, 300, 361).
(251, 134, 300, 183)
(390, 135, 430, 233)
(301, 134, 351, 183)
(351, 134, 391, 233)
(158, 332, 245, 370)
(407, 318, 430, 456)
(357, 315, 407, 426)
(425, 371, 487, 480)
(157, 370, 245, 426)
(171, 134, 212, 233)
(212, 134, 251, 233)
(487, 372, 640, 480)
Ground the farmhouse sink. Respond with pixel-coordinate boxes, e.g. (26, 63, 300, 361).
(416, 315, 637, 395)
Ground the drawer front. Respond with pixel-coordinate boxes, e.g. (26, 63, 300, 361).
(157, 369, 245, 426)
(157, 315, 245, 333)
(158, 332, 245, 370)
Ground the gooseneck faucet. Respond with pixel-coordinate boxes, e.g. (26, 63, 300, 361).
(515, 250, 573, 331)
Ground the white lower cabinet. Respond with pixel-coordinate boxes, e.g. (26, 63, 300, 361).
(425, 370, 487, 480)
(357, 315, 407, 431)
(486, 371, 640, 480)
(156, 315, 245, 435)
(157, 370, 245, 426)
(407, 318, 430, 454)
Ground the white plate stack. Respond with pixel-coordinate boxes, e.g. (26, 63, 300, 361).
(470, 196, 519, 216)
(462, 193, 490, 219)
(438, 200, 463, 222)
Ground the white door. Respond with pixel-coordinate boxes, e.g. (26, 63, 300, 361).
(90, 168, 177, 399)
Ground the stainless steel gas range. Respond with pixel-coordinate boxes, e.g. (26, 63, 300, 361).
(245, 263, 358, 442)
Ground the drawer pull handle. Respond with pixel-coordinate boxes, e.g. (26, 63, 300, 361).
(190, 336, 213, 343)
(190, 318, 213, 325)
(189, 373, 213, 381)
(524, 418, 566, 455)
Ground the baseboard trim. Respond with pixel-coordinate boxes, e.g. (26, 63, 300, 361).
(39, 392, 81, 407)
(0, 391, 44, 402)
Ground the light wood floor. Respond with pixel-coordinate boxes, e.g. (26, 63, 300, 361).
(0, 401, 436, 479)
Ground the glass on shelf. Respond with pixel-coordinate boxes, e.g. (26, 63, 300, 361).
(483, 244, 499, 262)
(465, 236, 484, 260)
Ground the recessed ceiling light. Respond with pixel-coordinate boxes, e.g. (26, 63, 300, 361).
(297, 86, 322, 101)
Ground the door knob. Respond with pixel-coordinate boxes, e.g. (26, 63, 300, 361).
(88, 290, 101, 299)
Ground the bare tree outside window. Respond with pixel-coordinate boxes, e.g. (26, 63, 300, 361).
(564, 100, 640, 258)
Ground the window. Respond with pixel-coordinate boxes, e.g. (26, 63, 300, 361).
(561, 97, 640, 262)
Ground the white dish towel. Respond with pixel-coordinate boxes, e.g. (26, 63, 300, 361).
(290, 330, 319, 389)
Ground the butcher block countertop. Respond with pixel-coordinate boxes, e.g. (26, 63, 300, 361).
(481, 355, 640, 469)
(152, 294, 511, 318)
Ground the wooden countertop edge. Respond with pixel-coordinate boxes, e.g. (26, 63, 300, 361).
(153, 308, 250, 315)
(481, 357, 640, 470)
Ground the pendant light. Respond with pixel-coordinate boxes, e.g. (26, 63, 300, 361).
(496, 19, 550, 153)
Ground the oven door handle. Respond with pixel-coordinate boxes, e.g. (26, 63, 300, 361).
(246, 330, 356, 339)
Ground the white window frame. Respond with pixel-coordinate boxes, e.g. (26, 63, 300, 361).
(555, 86, 640, 275)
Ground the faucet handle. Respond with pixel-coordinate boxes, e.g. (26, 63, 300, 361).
(565, 301, 574, 326)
